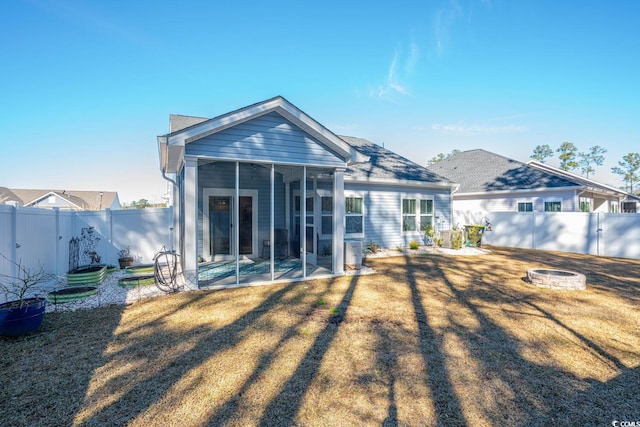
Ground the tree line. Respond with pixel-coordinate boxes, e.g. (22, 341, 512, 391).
(530, 142, 639, 194)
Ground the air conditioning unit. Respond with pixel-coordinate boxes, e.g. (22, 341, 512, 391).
(344, 240, 362, 270)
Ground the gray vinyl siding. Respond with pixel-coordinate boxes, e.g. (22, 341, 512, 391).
(196, 162, 286, 258)
(186, 112, 346, 167)
(345, 183, 452, 249)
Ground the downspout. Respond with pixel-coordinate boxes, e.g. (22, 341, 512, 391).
(450, 184, 461, 231)
(161, 169, 179, 252)
(162, 170, 178, 187)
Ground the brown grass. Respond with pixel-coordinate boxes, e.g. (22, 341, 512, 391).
(1, 246, 639, 426)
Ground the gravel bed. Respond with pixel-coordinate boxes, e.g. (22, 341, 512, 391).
(38, 246, 487, 312)
(45, 270, 172, 313)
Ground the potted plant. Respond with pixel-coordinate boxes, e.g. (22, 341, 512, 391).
(0, 255, 52, 337)
(464, 224, 485, 247)
(118, 247, 134, 270)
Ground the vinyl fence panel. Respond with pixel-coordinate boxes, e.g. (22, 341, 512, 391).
(0, 206, 173, 288)
(455, 210, 640, 259)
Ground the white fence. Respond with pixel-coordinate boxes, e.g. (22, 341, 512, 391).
(0, 205, 174, 280)
(454, 210, 640, 259)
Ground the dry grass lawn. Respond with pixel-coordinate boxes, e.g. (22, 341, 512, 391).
(1, 246, 639, 426)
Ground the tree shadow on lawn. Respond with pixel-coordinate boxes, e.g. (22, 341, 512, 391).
(256, 273, 359, 426)
(399, 252, 639, 425)
(74, 279, 338, 425)
(0, 303, 126, 426)
(487, 245, 640, 305)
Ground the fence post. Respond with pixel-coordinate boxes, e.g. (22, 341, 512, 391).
(11, 205, 18, 279)
(55, 207, 60, 277)
(531, 211, 536, 249)
(596, 212, 602, 256)
(107, 208, 113, 265)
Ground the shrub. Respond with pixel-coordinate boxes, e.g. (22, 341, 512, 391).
(450, 227, 464, 250)
(423, 223, 442, 247)
(409, 240, 420, 250)
(366, 241, 381, 254)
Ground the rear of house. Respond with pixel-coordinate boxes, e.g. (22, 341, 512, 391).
(157, 97, 455, 288)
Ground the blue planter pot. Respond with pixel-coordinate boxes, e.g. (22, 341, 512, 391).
(0, 297, 46, 337)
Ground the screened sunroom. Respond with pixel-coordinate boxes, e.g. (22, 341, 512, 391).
(158, 97, 367, 288)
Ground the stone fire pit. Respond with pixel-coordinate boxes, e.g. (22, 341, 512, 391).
(527, 269, 586, 290)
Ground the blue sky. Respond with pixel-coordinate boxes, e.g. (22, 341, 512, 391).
(2, 0, 639, 203)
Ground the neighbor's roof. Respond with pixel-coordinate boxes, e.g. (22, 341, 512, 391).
(340, 136, 452, 186)
(169, 114, 208, 133)
(528, 160, 640, 200)
(426, 149, 578, 193)
(0, 187, 22, 204)
(7, 189, 119, 210)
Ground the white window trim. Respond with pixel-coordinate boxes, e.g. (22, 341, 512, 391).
(610, 201, 619, 213)
(517, 201, 534, 212)
(345, 191, 365, 239)
(578, 196, 591, 213)
(543, 199, 563, 212)
(401, 193, 434, 235)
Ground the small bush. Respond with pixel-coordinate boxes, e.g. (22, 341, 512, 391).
(409, 240, 420, 250)
(366, 241, 381, 254)
(423, 223, 442, 247)
(450, 227, 464, 250)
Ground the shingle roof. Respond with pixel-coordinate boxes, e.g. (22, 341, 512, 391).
(8, 189, 119, 210)
(169, 114, 209, 133)
(0, 187, 22, 204)
(426, 149, 577, 193)
(340, 136, 451, 185)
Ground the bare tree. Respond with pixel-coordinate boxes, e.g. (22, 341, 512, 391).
(0, 254, 54, 307)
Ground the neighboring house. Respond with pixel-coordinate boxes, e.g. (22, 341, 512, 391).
(157, 96, 455, 287)
(528, 161, 640, 213)
(3, 188, 120, 210)
(427, 149, 639, 213)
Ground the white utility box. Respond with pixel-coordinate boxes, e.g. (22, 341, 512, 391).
(344, 240, 362, 270)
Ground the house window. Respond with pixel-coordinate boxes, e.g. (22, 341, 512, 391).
(402, 198, 434, 232)
(544, 201, 562, 212)
(48, 195, 56, 204)
(622, 202, 637, 213)
(518, 202, 533, 212)
(579, 198, 591, 212)
(402, 199, 417, 231)
(420, 199, 434, 230)
(610, 202, 619, 213)
(321, 196, 333, 236)
(345, 196, 363, 235)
